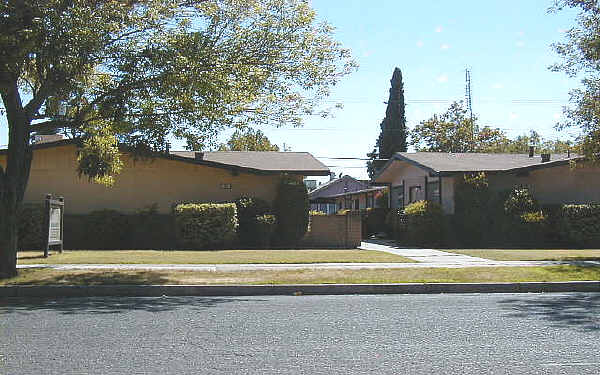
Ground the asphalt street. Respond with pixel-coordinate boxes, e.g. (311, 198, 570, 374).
(1, 293, 599, 374)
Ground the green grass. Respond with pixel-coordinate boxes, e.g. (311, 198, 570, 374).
(2, 265, 599, 286)
(445, 249, 600, 261)
(17, 249, 414, 265)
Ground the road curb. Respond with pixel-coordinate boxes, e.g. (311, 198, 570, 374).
(1, 281, 599, 298)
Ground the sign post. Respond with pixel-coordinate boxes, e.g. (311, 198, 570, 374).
(44, 194, 64, 258)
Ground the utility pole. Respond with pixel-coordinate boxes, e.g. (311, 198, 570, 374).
(465, 68, 476, 149)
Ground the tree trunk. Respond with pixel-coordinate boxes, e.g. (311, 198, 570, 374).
(0, 202, 19, 278)
(0, 81, 33, 279)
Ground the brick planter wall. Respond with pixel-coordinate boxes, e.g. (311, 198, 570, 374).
(301, 212, 362, 248)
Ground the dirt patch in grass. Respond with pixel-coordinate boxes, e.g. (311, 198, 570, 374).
(3, 265, 599, 286)
(446, 249, 600, 261)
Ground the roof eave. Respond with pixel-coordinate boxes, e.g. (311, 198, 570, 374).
(373, 154, 440, 181)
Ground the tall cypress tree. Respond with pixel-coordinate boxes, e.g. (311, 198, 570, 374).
(367, 67, 408, 178)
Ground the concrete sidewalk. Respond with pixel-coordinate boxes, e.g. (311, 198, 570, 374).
(15, 239, 600, 271)
(17, 259, 566, 272)
(359, 239, 495, 265)
(18, 239, 595, 271)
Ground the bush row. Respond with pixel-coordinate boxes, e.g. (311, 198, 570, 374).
(385, 172, 600, 248)
(19, 178, 308, 250)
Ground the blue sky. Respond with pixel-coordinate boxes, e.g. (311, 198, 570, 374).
(0, 1, 582, 181)
(258, 0, 581, 181)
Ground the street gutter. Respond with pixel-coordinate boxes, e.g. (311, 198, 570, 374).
(1, 281, 599, 298)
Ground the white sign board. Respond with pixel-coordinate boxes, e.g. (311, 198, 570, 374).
(48, 207, 62, 243)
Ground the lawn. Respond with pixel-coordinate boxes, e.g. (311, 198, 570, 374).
(2, 265, 599, 286)
(446, 249, 600, 261)
(17, 249, 414, 265)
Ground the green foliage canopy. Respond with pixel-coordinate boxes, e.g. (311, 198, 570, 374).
(1, 0, 356, 181)
(551, 0, 600, 159)
(218, 128, 279, 151)
(411, 101, 575, 153)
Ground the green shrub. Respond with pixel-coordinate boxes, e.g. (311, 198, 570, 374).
(130, 205, 176, 249)
(504, 187, 539, 217)
(403, 200, 443, 246)
(235, 196, 271, 247)
(254, 214, 277, 248)
(453, 172, 493, 247)
(174, 203, 238, 249)
(18, 204, 46, 250)
(273, 178, 309, 245)
(558, 204, 600, 247)
(85, 209, 131, 249)
(384, 208, 406, 239)
(501, 188, 545, 246)
(63, 212, 175, 250)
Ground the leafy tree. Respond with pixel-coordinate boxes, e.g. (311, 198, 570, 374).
(504, 130, 574, 154)
(551, 0, 600, 159)
(367, 67, 408, 178)
(0, 0, 355, 278)
(411, 102, 575, 154)
(218, 128, 279, 151)
(411, 101, 488, 152)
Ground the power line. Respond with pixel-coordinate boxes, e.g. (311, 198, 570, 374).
(317, 156, 370, 160)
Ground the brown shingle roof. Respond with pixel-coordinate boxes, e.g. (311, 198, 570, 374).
(0, 139, 329, 176)
(170, 151, 330, 175)
(391, 152, 581, 174)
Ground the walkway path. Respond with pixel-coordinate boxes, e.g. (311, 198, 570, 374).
(17, 240, 595, 271)
(359, 239, 498, 265)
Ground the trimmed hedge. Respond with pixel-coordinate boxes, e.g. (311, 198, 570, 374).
(273, 178, 309, 245)
(84, 209, 130, 249)
(174, 203, 238, 249)
(558, 204, 600, 247)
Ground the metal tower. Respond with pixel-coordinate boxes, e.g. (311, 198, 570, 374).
(465, 68, 473, 122)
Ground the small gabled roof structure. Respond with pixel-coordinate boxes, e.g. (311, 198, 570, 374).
(308, 175, 369, 200)
(375, 152, 583, 180)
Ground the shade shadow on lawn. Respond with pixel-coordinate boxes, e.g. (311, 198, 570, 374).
(0, 296, 263, 316)
(17, 270, 172, 286)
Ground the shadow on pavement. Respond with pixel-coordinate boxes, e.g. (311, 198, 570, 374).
(0, 296, 264, 315)
(498, 293, 600, 332)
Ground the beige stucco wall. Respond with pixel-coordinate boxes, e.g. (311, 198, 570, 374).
(376, 160, 455, 213)
(0, 144, 284, 214)
(487, 162, 600, 205)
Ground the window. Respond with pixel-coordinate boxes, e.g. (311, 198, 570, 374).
(354, 199, 359, 210)
(409, 186, 421, 203)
